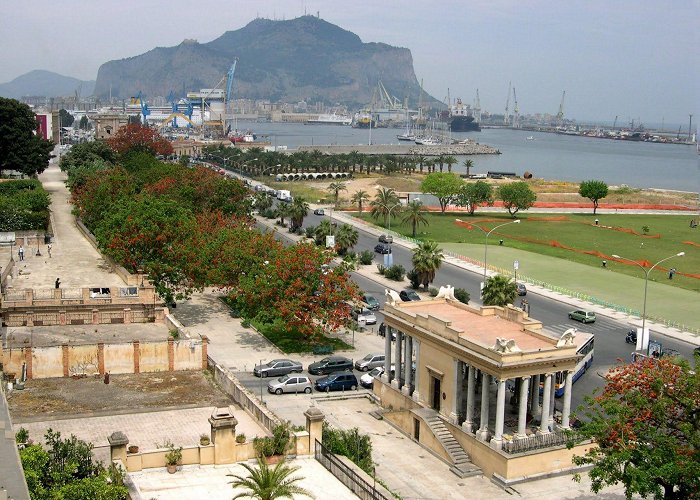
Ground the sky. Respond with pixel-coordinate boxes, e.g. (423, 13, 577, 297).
(2, 0, 698, 125)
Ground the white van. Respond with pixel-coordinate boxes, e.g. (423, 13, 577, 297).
(276, 189, 292, 202)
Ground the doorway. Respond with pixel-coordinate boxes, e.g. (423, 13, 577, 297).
(431, 376, 441, 411)
(413, 418, 420, 441)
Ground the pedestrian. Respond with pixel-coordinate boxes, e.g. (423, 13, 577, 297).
(602, 260, 607, 268)
(18, 245, 24, 261)
(594, 219, 599, 226)
(55, 277, 61, 289)
(668, 268, 676, 280)
(47, 244, 52, 258)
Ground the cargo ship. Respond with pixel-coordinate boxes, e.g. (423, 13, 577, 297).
(449, 98, 480, 132)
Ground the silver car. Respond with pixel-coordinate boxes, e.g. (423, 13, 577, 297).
(268, 375, 313, 395)
(253, 359, 303, 378)
(352, 307, 377, 325)
(355, 353, 385, 371)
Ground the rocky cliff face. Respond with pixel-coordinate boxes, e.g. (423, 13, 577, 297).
(94, 16, 437, 108)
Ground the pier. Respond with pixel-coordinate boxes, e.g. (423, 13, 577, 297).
(293, 142, 500, 156)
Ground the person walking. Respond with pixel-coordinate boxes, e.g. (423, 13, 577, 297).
(18, 245, 24, 261)
(47, 244, 52, 258)
(668, 268, 676, 280)
(55, 277, 61, 289)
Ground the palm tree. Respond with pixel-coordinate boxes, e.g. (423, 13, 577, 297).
(275, 203, 291, 226)
(254, 192, 273, 212)
(411, 240, 443, 288)
(350, 190, 370, 214)
(314, 219, 334, 246)
(327, 182, 347, 207)
(289, 197, 309, 231)
(463, 158, 474, 178)
(229, 457, 314, 500)
(334, 223, 359, 255)
(370, 187, 401, 227)
(481, 275, 517, 307)
(415, 155, 427, 174)
(444, 155, 457, 173)
(436, 155, 445, 173)
(401, 200, 429, 238)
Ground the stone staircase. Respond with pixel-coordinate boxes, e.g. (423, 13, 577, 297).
(416, 409, 482, 478)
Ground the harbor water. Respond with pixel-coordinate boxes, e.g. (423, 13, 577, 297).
(247, 122, 698, 192)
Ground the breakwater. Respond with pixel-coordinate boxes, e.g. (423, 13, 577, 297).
(293, 142, 500, 156)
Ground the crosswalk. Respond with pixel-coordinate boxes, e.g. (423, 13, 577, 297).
(546, 317, 625, 336)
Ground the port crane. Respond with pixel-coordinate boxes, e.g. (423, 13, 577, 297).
(130, 91, 150, 124)
(512, 87, 520, 128)
(556, 91, 565, 126)
(613, 116, 618, 130)
(224, 59, 238, 133)
(504, 81, 511, 125)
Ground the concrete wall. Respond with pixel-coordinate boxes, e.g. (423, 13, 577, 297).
(104, 343, 134, 374)
(384, 410, 451, 463)
(31, 346, 63, 378)
(138, 341, 168, 372)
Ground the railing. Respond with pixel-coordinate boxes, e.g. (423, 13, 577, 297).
(502, 429, 575, 454)
(314, 440, 390, 500)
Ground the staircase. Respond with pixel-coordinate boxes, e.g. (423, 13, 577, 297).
(416, 409, 482, 478)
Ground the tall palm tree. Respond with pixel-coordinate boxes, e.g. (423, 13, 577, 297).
(327, 182, 347, 207)
(289, 197, 309, 231)
(350, 190, 370, 213)
(334, 223, 359, 255)
(254, 192, 273, 212)
(275, 203, 291, 226)
(415, 155, 427, 174)
(370, 187, 401, 227)
(229, 457, 314, 500)
(444, 155, 457, 173)
(401, 200, 429, 237)
(411, 240, 443, 288)
(436, 155, 445, 173)
(481, 275, 517, 307)
(314, 219, 334, 246)
(463, 158, 475, 177)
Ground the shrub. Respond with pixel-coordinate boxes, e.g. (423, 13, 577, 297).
(642, 225, 650, 234)
(358, 250, 374, 265)
(322, 424, 373, 474)
(15, 427, 29, 444)
(236, 433, 246, 444)
(254, 422, 292, 457)
(407, 269, 420, 289)
(429, 287, 439, 297)
(377, 264, 386, 275)
(165, 442, 183, 466)
(241, 318, 251, 328)
(454, 288, 470, 304)
(305, 225, 316, 238)
(384, 264, 406, 281)
(199, 434, 210, 445)
(261, 208, 276, 219)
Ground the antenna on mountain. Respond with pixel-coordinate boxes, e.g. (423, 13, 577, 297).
(317, 11, 320, 18)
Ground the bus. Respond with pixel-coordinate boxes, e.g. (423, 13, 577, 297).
(552, 332, 595, 397)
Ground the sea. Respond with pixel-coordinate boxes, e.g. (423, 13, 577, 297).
(243, 122, 698, 192)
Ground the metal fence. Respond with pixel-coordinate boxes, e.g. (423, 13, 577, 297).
(502, 430, 574, 454)
(314, 440, 390, 500)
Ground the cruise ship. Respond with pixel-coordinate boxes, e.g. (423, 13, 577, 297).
(306, 112, 352, 126)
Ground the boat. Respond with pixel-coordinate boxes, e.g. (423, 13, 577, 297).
(306, 112, 352, 126)
(449, 98, 481, 132)
(352, 111, 375, 129)
(414, 136, 440, 146)
(397, 132, 416, 142)
(229, 130, 257, 144)
(526, 136, 535, 141)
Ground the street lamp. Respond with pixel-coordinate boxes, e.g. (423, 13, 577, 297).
(611, 251, 684, 355)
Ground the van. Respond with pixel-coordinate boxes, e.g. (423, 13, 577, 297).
(277, 189, 291, 201)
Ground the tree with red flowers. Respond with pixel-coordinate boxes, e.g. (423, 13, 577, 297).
(106, 123, 173, 157)
(570, 356, 699, 499)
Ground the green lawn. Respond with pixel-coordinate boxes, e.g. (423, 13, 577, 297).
(356, 212, 700, 293)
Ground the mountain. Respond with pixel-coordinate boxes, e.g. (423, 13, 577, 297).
(94, 16, 439, 109)
(0, 70, 95, 99)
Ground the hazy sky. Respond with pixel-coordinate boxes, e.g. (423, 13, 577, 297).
(3, 0, 697, 124)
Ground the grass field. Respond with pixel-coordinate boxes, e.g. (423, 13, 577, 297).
(356, 212, 700, 293)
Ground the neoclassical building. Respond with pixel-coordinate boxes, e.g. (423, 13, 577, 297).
(374, 287, 593, 485)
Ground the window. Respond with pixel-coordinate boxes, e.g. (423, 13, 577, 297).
(119, 287, 138, 297)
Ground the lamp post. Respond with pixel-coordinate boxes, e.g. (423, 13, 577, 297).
(612, 252, 684, 355)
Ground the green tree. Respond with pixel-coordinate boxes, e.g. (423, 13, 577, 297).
(228, 457, 313, 500)
(456, 180, 493, 215)
(254, 192, 274, 213)
(401, 200, 429, 237)
(314, 219, 334, 246)
(58, 108, 75, 127)
(0, 97, 54, 177)
(275, 202, 291, 226)
(481, 275, 517, 306)
(289, 196, 310, 231)
(411, 240, 443, 288)
(444, 155, 457, 173)
(327, 181, 347, 207)
(350, 190, 370, 213)
(59, 140, 116, 173)
(578, 179, 609, 215)
(79, 115, 90, 130)
(569, 357, 700, 500)
(420, 172, 463, 213)
(496, 181, 536, 217)
(334, 223, 359, 255)
(463, 158, 475, 177)
(370, 187, 401, 227)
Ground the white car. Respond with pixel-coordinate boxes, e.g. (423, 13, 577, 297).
(360, 365, 394, 388)
(352, 307, 377, 325)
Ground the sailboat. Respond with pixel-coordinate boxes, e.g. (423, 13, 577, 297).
(397, 109, 415, 141)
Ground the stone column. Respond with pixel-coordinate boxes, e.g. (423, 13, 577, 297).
(516, 376, 530, 438)
(530, 374, 540, 419)
(561, 371, 573, 429)
(477, 373, 491, 441)
(490, 378, 507, 449)
(449, 359, 462, 425)
(462, 365, 476, 433)
(402, 335, 413, 396)
(382, 325, 392, 383)
(167, 337, 175, 371)
(305, 407, 325, 454)
(62, 344, 69, 377)
(412, 339, 421, 402)
(108, 431, 129, 466)
(539, 374, 552, 434)
(548, 373, 557, 428)
(391, 331, 402, 390)
(209, 406, 238, 464)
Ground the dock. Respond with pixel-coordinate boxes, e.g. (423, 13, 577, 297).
(293, 142, 500, 156)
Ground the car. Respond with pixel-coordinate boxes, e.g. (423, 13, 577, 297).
(267, 375, 313, 395)
(399, 289, 421, 302)
(314, 373, 359, 392)
(378, 322, 397, 340)
(307, 356, 353, 375)
(313, 208, 325, 216)
(516, 283, 527, 296)
(374, 243, 392, 254)
(354, 353, 385, 371)
(625, 330, 637, 344)
(568, 310, 596, 324)
(378, 234, 393, 244)
(351, 307, 377, 325)
(253, 359, 303, 378)
(360, 366, 384, 388)
(362, 293, 380, 311)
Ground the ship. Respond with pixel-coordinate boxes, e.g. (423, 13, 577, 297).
(352, 111, 375, 129)
(306, 112, 352, 126)
(448, 98, 481, 132)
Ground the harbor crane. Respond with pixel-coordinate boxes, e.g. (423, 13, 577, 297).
(504, 81, 512, 125)
(225, 58, 238, 130)
(130, 91, 150, 124)
(613, 115, 618, 130)
(556, 90, 566, 126)
(512, 87, 520, 128)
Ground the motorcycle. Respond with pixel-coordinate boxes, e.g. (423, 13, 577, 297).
(625, 330, 637, 344)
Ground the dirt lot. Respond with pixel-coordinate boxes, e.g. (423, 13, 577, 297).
(7, 370, 232, 422)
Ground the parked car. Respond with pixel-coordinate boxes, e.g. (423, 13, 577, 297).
(360, 366, 384, 388)
(313, 208, 325, 216)
(267, 375, 313, 395)
(378, 322, 396, 340)
(253, 359, 303, 378)
(352, 307, 377, 325)
(378, 234, 393, 244)
(399, 289, 421, 302)
(516, 283, 527, 296)
(362, 293, 380, 311)
(625, 330, 637, 344)
(374, 243, 392, 254)
(314, 372, 359, 392)
(568, 310, 596, 324)
(355, 353, 385, 371)
(307, 356, 353, 375)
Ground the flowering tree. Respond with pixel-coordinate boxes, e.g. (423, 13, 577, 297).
(106, 123, 173, 156)
(570, 357, 700, 499)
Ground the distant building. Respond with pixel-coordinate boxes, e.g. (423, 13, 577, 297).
(93, 113, 129, 140)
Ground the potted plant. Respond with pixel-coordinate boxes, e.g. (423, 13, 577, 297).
(127, 445, 139, 454)
(165, 443, 183, 473)
(15, 427, 29, 448)
(235, 433, 247, 444)
(253, 422, 292, 464)
(199, 434, 210, 446)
